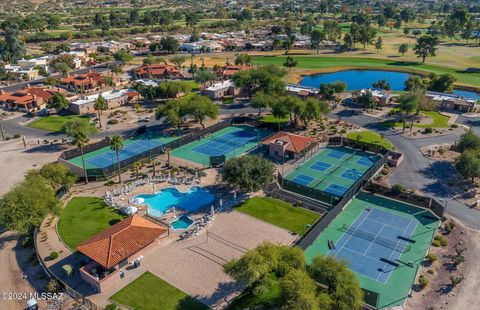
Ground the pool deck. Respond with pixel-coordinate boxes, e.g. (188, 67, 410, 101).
(87, 211, 296, 309)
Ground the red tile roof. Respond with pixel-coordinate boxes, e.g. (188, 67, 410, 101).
(0, 87, 58, 105)
(222, 65, 250, 77)
(77, 215, 167, 268)
(61, 72, 105, 87)
(134, 64, 180, 77)
(262, 131, 317, 153)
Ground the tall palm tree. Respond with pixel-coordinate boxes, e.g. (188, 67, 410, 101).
(110, 135, 124, 183)
(94, 94, 108, 129)
(72, 132, 90, 184)
(132, 161, 142, 180)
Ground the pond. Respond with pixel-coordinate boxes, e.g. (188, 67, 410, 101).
(299, 69, 480, 100)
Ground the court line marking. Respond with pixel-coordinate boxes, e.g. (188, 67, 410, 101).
(376, 218, 417, 282)
(338, 247, 384, 283)
(330, 209, 370, 259)
(361, 223, 386, 256)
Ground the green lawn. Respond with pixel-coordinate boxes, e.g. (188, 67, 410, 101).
(110, 272, 208, 310)
(382, 111, 450, 129)
(227, 273, 281, 310)
(346, 130, 394, 150)
(57, 197, 126, 250)
(29, 115, 93, 133)
(235, 197, 320, 234)
(252, 56, 480, 86)
(258, 115, 289, 124)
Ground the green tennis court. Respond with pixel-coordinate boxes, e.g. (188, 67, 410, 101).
(171, 125, 271, 166)
(305, 192, 440, 309)
(285, 146, 382, 197)
(68, 131, 176, 169)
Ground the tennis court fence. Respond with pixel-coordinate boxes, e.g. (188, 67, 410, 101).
(60, 116, 259, 179)
(364, 182, 445, 218)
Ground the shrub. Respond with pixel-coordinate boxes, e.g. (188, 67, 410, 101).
(418, 275, 429, 288)
(104, 180, 115, 186)
(433, 235, 448, 247)
(50, 251, 59, 260)
(107, 119, 119, 125)
(62, 264, 73, 277)
(105, 305, 117, 310)
(423, 127, 433, 134)
(450, 123, 458, 128)
(426, 253, 438, 263)
(432, 239, 441, 247)
(392, 184, 405, 193)
(444, 220, 455, 234)
(427, 269, 434, 274)
(46, 279, 61, 293)
(13, 133, 21, 138)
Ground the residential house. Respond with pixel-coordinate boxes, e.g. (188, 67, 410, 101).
(353, 88, 392, 106)
(60, 72, 107, 93)
(202, 80, 239, 99)
(426, 91, 476, 113)
(262, 131, 317, 161)
(69, 89, 139, 115)
(4, 56, 50, 80)
(77, 215, 168, 293)
(286, 84, 320, 98)
(133, 64, 181, 79)
(221, 65, 250, 79)
(0, 87, 62, 113)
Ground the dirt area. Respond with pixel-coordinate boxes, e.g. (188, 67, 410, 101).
(395, 125, 465, 139)
(405, 217, 480, 310)
(0, 138, 67, 196)
(420, 144, 460, 162)
(420, 144, 479, 208)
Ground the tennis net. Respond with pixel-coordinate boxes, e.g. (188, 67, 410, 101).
(211, 136, 254, 147)
(341, 224, 411, 253)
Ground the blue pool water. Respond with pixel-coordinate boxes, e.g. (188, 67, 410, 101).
(137, 187, 215, 217)
(171, 215, 194, 230)
(300, 70, 480, 100)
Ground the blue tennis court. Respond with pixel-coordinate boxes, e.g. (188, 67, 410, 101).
(341, 168, 363, 181)
(86, 139, 163, 168)
(329, 208, 417, 284)
(327, 149, 346, 159)
(310, 161, 331, 172)
(324, 184, 348, 196)
(357, 157, 374, 167)
(192, 131, 258, 156)
(291, 174, 314, 186)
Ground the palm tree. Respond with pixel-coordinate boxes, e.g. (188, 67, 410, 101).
(94, 94, 108, 129)
(110, 135, 124, 183)
(150, 159, 157, 177)
(71, 132, 90, 184)
(165, 147, 171, 167)
(132, 161, 142, 180)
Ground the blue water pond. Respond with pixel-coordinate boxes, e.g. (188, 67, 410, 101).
(300, 69, 479, 100)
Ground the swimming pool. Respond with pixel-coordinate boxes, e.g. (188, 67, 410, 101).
(171, 215, 194, 230)
(137, 187, 215, 217)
